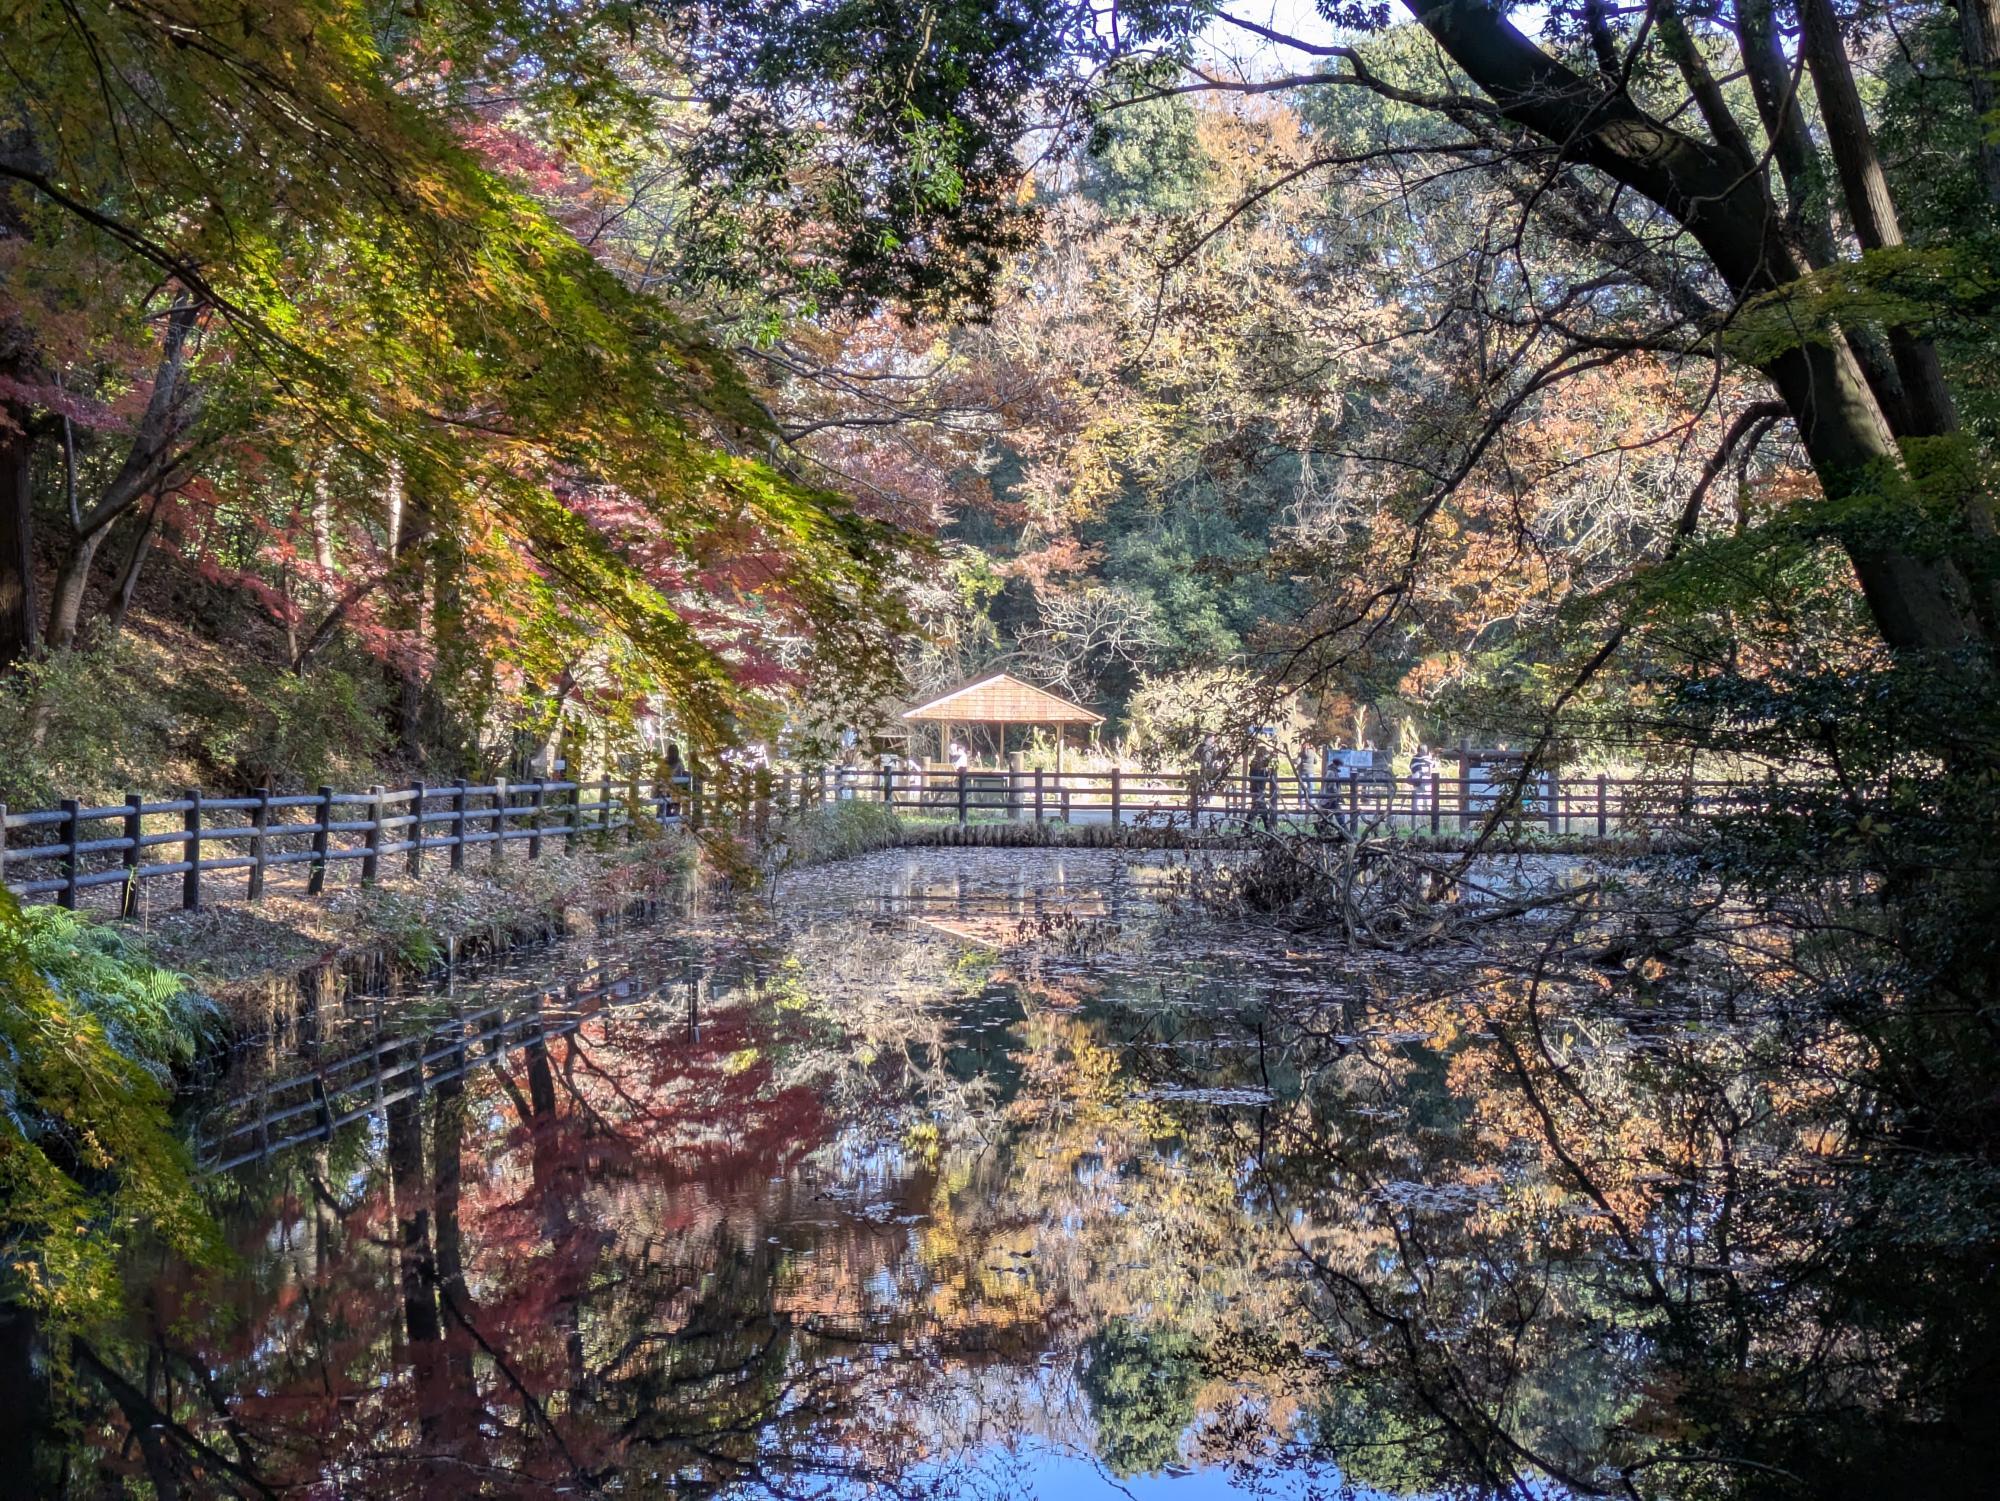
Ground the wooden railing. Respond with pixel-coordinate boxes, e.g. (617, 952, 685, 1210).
(824, 765, 1767, 838)
(1, 775, 696, 913)
(3, 764, 1773, 913)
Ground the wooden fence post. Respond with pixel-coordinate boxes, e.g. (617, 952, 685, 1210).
(1596, 774, 1609, 837)
(309, 786, 333, 895)
(1429, 775, 1441, 836)
(450, 781, 468, 871)
(629, 773, 642, 843)
(956, 769, 968, 826)
(1188, 769, 1201, 830)
(59, 799, 80, 910)
(1458, 757, 1472, 832)
(1548, 771, 1562, 836)
(361, 785, 384, 886)
(182, 788, 203, 911)
(493, 778, 508, 868)
(529, 781, 546, 859)
(1034, 768, 1045, 825)
(407, 780, 426, 876)
(250, 788, 271, 899)
(122, 794, 143, 917)
(1111, 767, 1122, 827)
(1347, 772, 1359, 833)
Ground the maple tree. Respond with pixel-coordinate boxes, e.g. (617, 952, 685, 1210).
(0, 1, 1090, 769)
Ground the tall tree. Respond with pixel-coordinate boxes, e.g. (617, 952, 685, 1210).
(1081, 3, 1998, 663)
(0, 0, 1080, 751)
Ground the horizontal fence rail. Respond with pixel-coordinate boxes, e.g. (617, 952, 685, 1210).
(4, 764, 1780, 914)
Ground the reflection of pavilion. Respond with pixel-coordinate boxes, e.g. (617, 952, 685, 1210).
(871, 858, 1126, 946)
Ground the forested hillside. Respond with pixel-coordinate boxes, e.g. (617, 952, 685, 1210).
(0, 0, 1057, 804)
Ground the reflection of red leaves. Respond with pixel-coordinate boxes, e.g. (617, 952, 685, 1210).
(108, 984, 851, 1495)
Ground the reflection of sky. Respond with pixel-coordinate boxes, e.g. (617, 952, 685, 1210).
(895, 1437, 1334, 1500)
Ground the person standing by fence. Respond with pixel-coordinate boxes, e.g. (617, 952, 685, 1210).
(1249, 736, 1278, 831)
(1319, 741, 1344, 808)
(1408, 745, 1437, 815)
(1292, 735, 1317, 808)
(1194, 734, 1222, 821)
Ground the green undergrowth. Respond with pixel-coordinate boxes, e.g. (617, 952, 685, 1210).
(770, 799, 907, 867)
(0, 632, 390, 809)
(11, 906, 222, 1079)
(0, 892, 220, 1327)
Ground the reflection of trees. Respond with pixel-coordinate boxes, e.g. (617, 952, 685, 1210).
(68, 919, 1097, 1497)
(59, 850, 1997, 1500)
(1135, 906, 2000, 1501)
(1082, 1319, 1204, 1476)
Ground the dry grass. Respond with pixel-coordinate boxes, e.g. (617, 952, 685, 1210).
(126, 832, 696, 1026)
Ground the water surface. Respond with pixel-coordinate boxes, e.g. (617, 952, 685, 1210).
(37, 849, 1991, 1498)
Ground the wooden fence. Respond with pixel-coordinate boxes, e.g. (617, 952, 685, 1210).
(0, 776, 696, 914)
(832, 765, 1765, 837)
(2, 764, 1770, 913)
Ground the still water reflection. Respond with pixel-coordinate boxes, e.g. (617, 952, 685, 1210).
(38, 850, 1995, 1498)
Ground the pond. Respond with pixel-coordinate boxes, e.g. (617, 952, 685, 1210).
(25, 849, 1998, 1498)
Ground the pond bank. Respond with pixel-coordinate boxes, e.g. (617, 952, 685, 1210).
(766, 798, 1681, 862)
(138, 830, 698, 1038)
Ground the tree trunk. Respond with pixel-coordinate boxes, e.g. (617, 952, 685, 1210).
(1402, 0, 1986, 655)
(383, 465, 431, 760)
(105, 500, 163, 636)
(1797, 0, 1960, 437)
(310, 472, 336, 573)
(1736, 0, 1838, 266)
(43, 525, 109, 651)
(1658, 9, 1757, 172)
(0, 1304, 49, 1496)
(0, 410, 36, 669)
(42, 300, 202, 648)
(1961, 0, 2000, 207)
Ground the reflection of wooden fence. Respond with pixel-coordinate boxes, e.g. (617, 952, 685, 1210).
(198, 960, 692, 1170)
(2, 776, 694, 912)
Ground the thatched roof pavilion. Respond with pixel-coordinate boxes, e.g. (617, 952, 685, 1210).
(901, 672, 1102, 769)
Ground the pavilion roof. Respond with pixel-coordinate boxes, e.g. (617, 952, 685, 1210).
(900, 672, 1104, 726)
